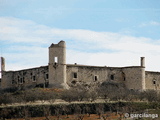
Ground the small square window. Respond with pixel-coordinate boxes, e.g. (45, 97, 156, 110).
(153, 80, 156, 85)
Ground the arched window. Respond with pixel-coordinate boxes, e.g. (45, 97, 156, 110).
(94, 75, 98, 81)
(153, 79, 156, 85)
(110, 75, 114, 80)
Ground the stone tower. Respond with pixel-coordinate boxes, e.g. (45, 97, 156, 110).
(1, 57, 5, 78)
(123, 57, 145, 91)
(48, 41, 69, 89)
(1, 57, 5, 73)
(140, 57, 145, 90)
(141, 57, 145, 67)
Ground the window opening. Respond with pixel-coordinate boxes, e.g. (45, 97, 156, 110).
(46, 74, 49, 79)
(33, 75, 36, 82)
(94, 75, 98, 81)
(18, 76, 20, 83)
(55, 57, 58, 63)
(73, 72, 77, 78)
(30, 73, 33, 79)
(122, 72, 126, 81)
(110, 75, 114, 80)
(153, 80, 156, 85)
(23, 77, 25, 83)
(12, 80, 14, 84)
(20, 78, 23, 84)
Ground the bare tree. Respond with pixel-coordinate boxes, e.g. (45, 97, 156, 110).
(43, 105, 51, 120)
(0, 108, 12, 120)
(23, 106, 30, 120)
(85, 86, 98, 102)
(98, 81, 128, 102)
(75, 85, 88, 101)
(97, 86, 110, 101)
(95, 104, 104, 119)
(54, 106, 62, 120)
(84, 104, 92, 117)
(60, 88, 78, 102)
(74, 105, 85, 120)
(0, 93, 15, 105)
(61, 105, 71, 118)
(34, 89, 53, 104)
(21, 90, 39, 103)
(143, 90, 159, 102)
(47, 91, 58, 104)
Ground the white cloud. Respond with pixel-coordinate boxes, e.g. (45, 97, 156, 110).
(140, 21, 160, 27)
(150, 21, 160, 26)
(1, 17, 160, 71)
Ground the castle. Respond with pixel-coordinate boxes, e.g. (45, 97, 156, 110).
(0, 40, 160, 91)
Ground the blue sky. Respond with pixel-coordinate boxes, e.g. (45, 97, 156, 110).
(0, 0, 160, 71)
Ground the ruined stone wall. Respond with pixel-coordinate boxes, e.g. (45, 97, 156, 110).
(1, 64, 159, 91)
(66, 65, 125, 87)
(66, 65, 146, 90)
(0, 66, 48, 90)
(0, 41, 150, 91)
(122, 67, 145, 90)
(145, 71, 160, 90)
(1, 71, 14, 89)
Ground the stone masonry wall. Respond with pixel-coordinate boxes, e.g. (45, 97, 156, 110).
(1, 71, 14, 89)
(1, 66, 48, 90)
(66, 65, 125, 87)
(145, 71, 160, 90)
(122, 67, 145, 90)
